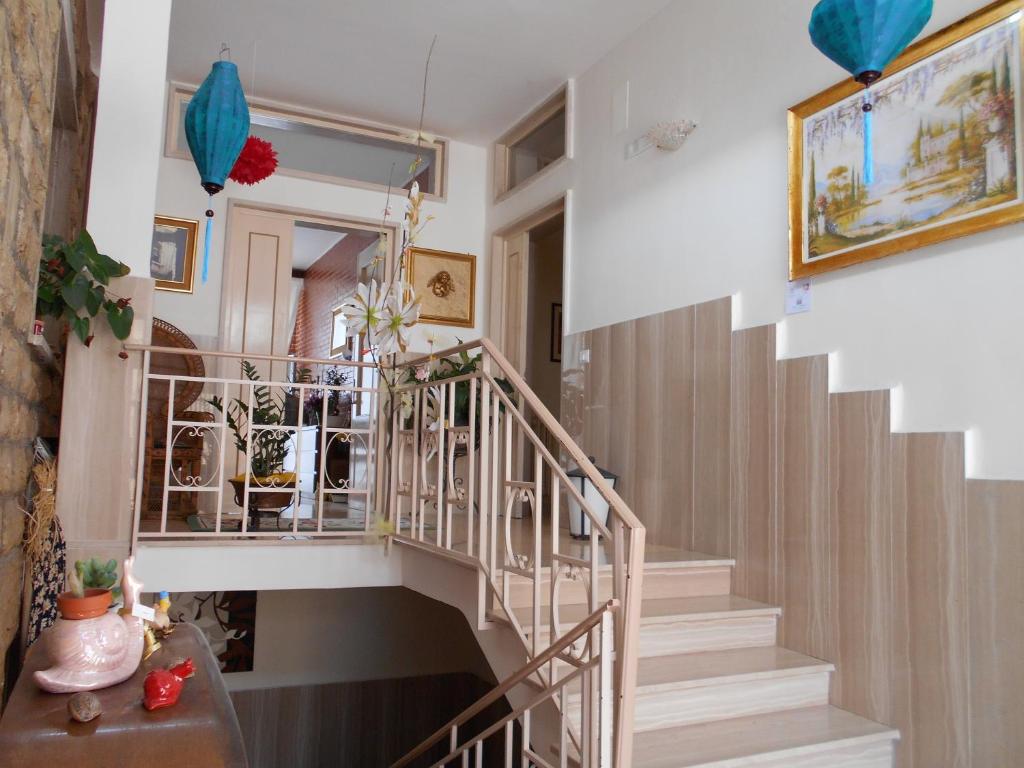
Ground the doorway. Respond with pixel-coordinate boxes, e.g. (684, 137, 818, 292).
(217, 203, 397, 524)
(220, 204, 396, 372)
(491, 199, 566, 512)
(490, 197, 566, 398)
(522, 212, 564, 419)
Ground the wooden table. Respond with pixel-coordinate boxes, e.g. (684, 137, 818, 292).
(0, 623, 247, 767)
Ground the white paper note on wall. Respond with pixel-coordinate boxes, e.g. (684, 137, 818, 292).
(786, 280, 812, 315)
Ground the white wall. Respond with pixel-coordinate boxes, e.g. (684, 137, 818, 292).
(153, 113, 489, 354)
(488, 0, 1024, 480)
(224, 587, 492, 692)
(87, 0, 171, 274)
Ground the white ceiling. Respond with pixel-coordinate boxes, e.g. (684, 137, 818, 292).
(292, 225, 346, 270)
(166, 0, 674, 144)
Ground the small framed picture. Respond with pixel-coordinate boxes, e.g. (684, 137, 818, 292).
(550, 302, 562, 363)
(408, 247, 476, 327)
(151, 215, 198, 293)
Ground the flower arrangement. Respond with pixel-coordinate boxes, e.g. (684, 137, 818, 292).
(339, 37, 440, 367)
(338, 176, 430, 358)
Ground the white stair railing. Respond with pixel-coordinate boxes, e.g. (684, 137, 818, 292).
(126, 338, 645, 765)
(391, 601, 618, 768)
(385, 339, 645, 767)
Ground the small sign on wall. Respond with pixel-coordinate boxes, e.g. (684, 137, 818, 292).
(786, 280, 812, 315)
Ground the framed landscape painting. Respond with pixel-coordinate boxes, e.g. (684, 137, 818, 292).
(789, 0, 1024, 279)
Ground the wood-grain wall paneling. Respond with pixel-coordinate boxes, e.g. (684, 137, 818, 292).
(231, 673, 510, 767)
(774, 355, 834, 662)
(965, 478, 1024, 767)
(827, 391, 892, 723)
(728, 325, 776, 602)
(891, 433, 970, 768)
(658, 306, 696, 551)
(692, 298, 732, 555)
(582, 326, 612, 477)
(889, 435, 913, 768)
(633, 313, 666, 545)
(560, 331, 586, 447)
(606, 320, 638, 530)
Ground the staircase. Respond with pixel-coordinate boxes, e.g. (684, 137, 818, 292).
(380, 336, 911, 766)
(507, 555, 898, 767)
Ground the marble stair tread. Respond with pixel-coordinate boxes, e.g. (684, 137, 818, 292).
(512, 594, 780, 629)
(503, 549, 736, 575)
(640, 548, 737, 568)
(631, 705, 898, 768)
(635, 646, 833, 691)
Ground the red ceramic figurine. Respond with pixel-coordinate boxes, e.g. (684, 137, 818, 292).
(142, 658, 194, 711)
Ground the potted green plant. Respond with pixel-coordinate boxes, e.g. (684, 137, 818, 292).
(36, 230, 135, 348)
(407, 348, 514, 428)
(209, 361, 295, 510)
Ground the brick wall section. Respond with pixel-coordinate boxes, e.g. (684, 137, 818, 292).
(289, 232, 375, 360)
(0, 0, 96, 698)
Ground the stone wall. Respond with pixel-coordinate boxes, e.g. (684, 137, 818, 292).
(0, 0, 96, 700)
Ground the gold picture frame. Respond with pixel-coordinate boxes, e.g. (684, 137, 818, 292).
(407, 247, 476, 327)
(151, 215, 198, 292)
(789, 0, 1024, 279)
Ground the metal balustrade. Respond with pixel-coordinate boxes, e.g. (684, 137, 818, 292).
(385, 339, 645, 767)
(127, 338, 645, 767)
(128, 346, 381, 544)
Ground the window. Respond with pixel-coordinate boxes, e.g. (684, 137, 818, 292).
(166, 84, 447, 199)
(330, 308, 347, 358)
(494, 86, 567, 199)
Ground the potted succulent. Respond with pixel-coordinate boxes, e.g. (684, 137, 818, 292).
(57, 558, 120, 620)
(35, 557, 146, 693)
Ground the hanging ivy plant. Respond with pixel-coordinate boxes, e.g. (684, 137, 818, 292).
(36, 230, 135, 346)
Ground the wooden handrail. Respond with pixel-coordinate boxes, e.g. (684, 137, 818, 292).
(397, 340, 482, 369)
(483, 371, 613, 539)
(392, 338, 644, 532)
(423, 659, 595, 768)
(390, 600, 618, 768)
(478, 339, 642, 530)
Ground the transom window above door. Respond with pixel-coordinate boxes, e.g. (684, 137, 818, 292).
(165, 84, 448, 199)
(494, 85, 567, 199)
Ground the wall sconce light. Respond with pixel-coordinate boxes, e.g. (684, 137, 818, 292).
(646, 120, 698, 151)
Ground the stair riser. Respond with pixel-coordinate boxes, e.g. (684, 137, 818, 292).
(639, 615, 778, 657)
(504, 566, 732, 609)
(626, 671, 831, 731)
(688, 738, 895, 768)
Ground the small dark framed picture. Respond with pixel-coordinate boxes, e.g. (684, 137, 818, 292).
(151, 215, 198, 293)
(550, 302, 562, 363)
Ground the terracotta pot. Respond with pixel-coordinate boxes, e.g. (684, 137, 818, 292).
(56, 588, 112, 620)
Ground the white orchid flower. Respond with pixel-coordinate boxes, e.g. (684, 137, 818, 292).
(339, 280, 385, 341)
(377, 284, 421, 355)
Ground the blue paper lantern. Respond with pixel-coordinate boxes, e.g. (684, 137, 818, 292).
(809, 0, 933, 184)
(184, 60, 250, 282)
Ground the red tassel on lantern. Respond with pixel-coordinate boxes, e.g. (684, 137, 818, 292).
(229, 136, 278, 185)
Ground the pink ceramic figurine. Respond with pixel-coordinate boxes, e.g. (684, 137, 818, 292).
(34, 557, 145, 693)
